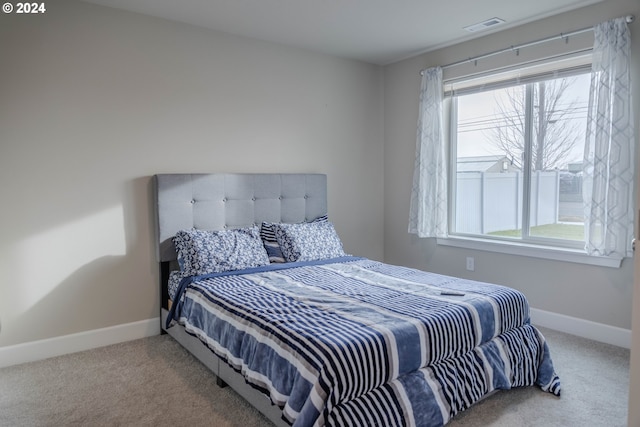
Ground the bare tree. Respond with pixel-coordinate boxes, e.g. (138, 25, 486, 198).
(489, 78, 583, 171)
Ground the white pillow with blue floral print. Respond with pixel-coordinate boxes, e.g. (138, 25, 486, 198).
(274, 220, 346, 262)
(173, 227, 269, 276)
(167, 270, 187, 301)
(260, 214, 329, 263)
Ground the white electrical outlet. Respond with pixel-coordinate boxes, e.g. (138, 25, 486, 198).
(466, 257, 475, 271)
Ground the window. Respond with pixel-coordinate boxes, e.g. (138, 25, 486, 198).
(447, 60, 591, 249)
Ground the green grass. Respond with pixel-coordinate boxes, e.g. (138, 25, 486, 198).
(489, 223, 585, 241)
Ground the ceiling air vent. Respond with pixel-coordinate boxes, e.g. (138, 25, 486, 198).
(464, 17, 505, 33)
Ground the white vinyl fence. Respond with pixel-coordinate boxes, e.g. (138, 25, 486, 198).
(455, 171, 560, 234)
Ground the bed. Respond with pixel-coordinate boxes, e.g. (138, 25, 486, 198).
(154, 173, 560, 427)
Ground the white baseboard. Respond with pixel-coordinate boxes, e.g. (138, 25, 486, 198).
(530, 308, 632, 349)
(0, 317, 160, 368)
(0, 310, 630, 369)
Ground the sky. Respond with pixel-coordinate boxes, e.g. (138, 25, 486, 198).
(455, 73, 591, 170)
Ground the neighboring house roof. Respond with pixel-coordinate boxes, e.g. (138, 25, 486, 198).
(457, 155, 519, 173)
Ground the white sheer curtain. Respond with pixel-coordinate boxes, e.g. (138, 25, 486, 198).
(408, 67, 447, 238)
(583, 17, 635, 257)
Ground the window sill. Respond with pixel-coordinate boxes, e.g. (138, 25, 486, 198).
(436, 236, 623, 268)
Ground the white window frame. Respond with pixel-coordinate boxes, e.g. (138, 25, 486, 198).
(438, 55, 623, 268)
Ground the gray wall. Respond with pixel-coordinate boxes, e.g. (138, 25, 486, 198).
(1, 0, 637, 351)
(0, 0, 384, 346)
(383, 0, 640, 330)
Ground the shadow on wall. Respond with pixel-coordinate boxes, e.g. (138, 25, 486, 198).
(1, 177, 159, 347)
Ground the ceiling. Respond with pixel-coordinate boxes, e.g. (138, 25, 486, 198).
(82, 0, 602, 65)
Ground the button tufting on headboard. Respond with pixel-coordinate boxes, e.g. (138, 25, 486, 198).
(153, 173, 328, 262)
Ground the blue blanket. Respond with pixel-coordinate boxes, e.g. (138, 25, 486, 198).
(168, 257, 560, 426)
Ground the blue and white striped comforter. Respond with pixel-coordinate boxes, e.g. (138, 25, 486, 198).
(169, 257, 560, 426)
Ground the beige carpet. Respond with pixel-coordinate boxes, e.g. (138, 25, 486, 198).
(0, 326, 629, 426)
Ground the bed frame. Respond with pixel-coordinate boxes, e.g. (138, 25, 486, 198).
(153, 173, 328, 427)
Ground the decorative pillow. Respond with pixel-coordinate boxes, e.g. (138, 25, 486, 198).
(260, 222, 286, 263)
(260, 215, 328, 263)
(173, 227, 269, 276)
(273, 220, 346, 262)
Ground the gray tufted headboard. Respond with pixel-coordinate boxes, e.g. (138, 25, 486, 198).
(153, 173, 328, 263)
